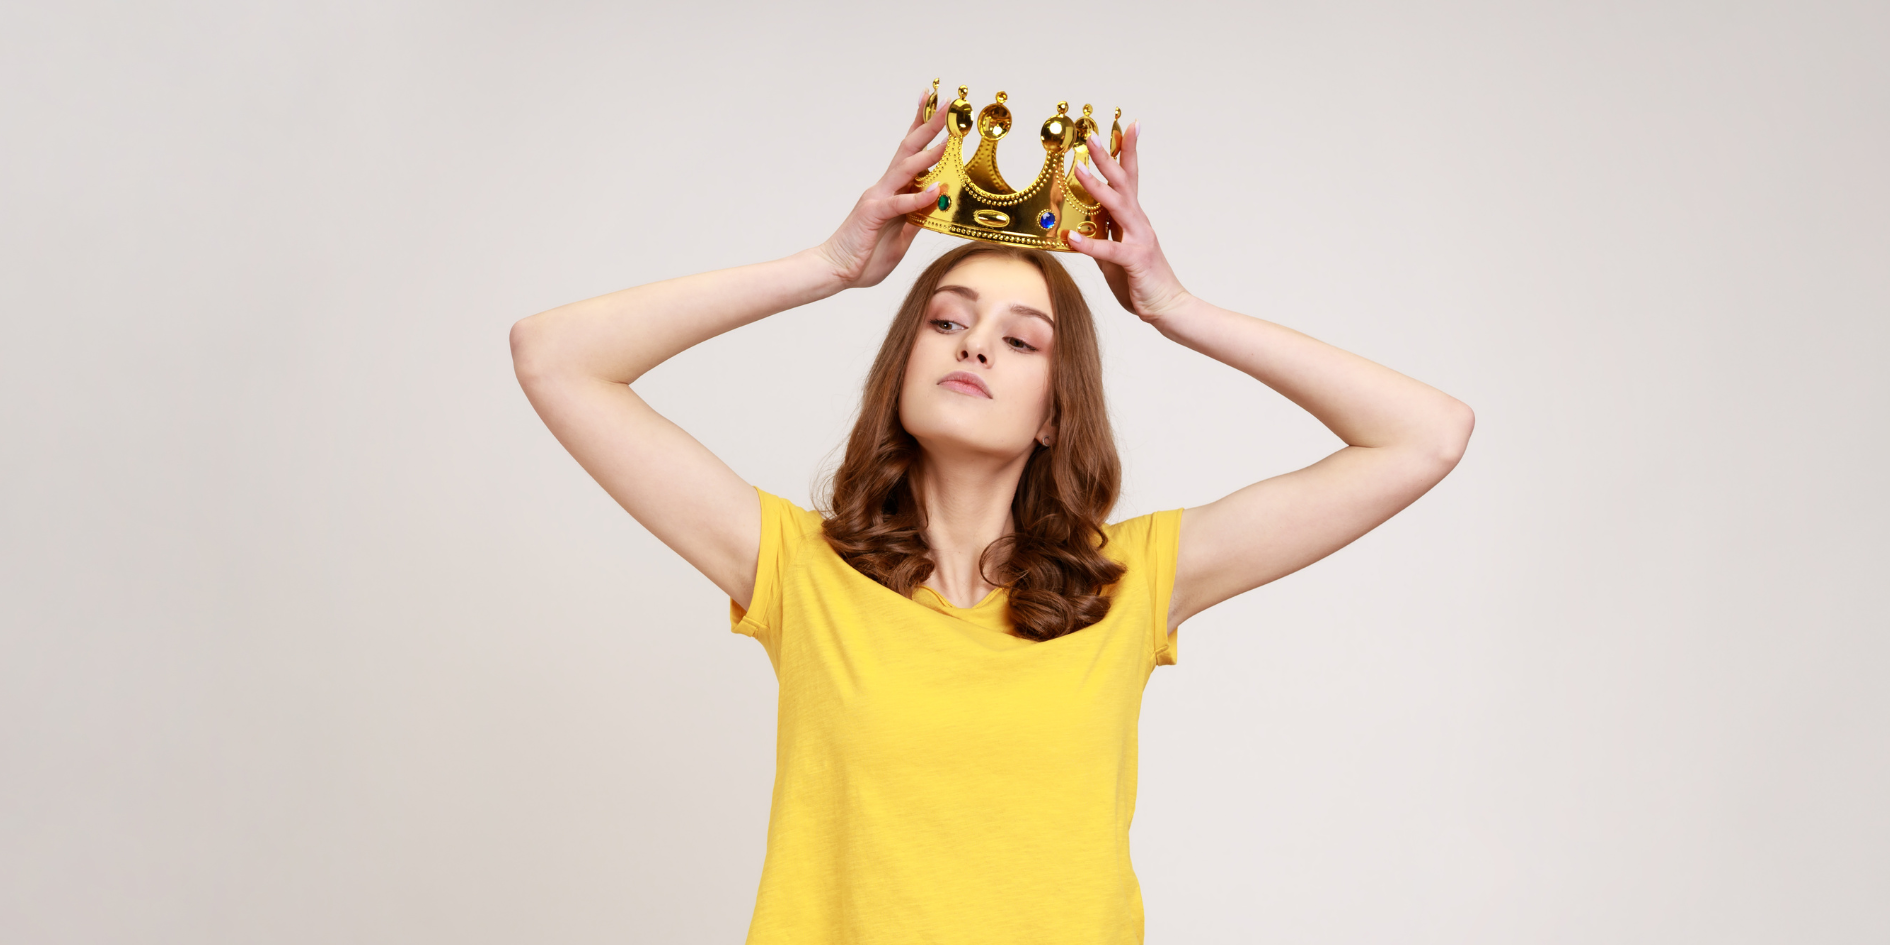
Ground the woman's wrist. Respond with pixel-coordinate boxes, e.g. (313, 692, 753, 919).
(1147, 291, 1224, 344)
(782, 245, 855, 304)
(1140, 287, 1201, 333)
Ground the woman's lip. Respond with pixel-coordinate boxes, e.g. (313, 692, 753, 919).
(938, 371, 992, 398)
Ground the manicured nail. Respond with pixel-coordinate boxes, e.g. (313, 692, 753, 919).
(1068, 231, 1084, 243)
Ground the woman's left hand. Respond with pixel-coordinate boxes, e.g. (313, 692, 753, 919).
(1066, 123, 1192, 324)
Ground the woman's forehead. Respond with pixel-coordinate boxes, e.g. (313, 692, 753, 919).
(933, 256, 1054, 320)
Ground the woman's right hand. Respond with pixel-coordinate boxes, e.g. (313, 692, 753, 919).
(814, 86, 951, 289)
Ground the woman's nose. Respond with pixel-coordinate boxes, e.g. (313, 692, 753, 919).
(958, 347, 988, 365)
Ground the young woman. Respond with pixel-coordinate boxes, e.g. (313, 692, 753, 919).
(510, 87, 1473, 944)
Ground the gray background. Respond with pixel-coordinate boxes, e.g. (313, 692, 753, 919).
(3, 1, 1885, 942)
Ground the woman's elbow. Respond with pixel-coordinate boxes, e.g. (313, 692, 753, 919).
(509, 313, 559, 390)
(1432, 398, 1475, 470)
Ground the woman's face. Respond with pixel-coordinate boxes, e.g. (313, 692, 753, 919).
(899, 254, 1057, 464)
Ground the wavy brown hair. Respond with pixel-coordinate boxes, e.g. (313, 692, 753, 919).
(817, 242, 1126, 642)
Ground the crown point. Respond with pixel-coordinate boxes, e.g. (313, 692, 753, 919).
(922, 80, 941, 121)
(1040, 112, 1074, 151)
(1074, 105, 1099, 145)
(977, 95, 1014, 140)
(1114, 107, 1122, 120)
(958, 85, 969, 99)
(948, 94, 975, 135)
(1082, 103, 1093, 117)
(1057, 101, 1069, 114)
(996, 90, 1008, 103)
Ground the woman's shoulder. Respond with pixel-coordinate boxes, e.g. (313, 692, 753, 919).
(1102, 504, 1182, 537)
(756, 487, 821, 516)
(754, 487, 830, 555)
(1100, 505, 1186, 569)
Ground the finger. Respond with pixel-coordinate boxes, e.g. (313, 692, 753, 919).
(1075, 161, 1153, 238)
(1066, 230, 1128, 265)
(905, 83, 940, 133)
(897, 100, 951, 158)
(1073, 162, 1142, 233)
(1072, 159, 1113, 196)
(885, 137, 949, 188)
(1118, 121, 1139, 185)
(887, 182, 942, 216)
(1086, 132, 1134, 197)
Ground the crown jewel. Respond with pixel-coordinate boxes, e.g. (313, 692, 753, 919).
(907, 79, 1124, 253)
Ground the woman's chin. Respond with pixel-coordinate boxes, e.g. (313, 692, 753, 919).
(908, 428, 1036, 466)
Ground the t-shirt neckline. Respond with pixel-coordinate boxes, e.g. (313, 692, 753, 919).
(913, 584, 1006, 613)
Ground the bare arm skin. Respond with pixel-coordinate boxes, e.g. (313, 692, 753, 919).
(509, 91, 949, 611)
(1067, 126, 1475, 632)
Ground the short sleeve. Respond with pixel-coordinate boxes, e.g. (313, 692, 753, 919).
(1104, 507, 1186, 667)
(729, 487, 821, 641)
(1145, 508, 1185, 666)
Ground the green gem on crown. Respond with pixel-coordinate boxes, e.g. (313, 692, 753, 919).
(937, 193, 951, 212)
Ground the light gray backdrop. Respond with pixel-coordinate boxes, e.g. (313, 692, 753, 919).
(3, 1, 1885, 942)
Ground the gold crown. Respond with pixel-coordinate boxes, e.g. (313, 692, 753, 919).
(906, 79, 1124, 253)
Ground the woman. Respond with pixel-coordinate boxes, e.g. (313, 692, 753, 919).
(510, 86, 1473, 943)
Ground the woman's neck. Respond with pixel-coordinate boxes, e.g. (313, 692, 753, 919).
(909, 449, 1030, 609)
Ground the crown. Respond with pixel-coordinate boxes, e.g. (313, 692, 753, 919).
(906, 79, 1124, 253)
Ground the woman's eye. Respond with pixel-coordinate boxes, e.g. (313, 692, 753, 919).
(930, 319, 962, 332)
(1006, 337, 1038, 352)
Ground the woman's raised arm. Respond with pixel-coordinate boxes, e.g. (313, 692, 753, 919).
(1067, 124, 1476, 631)
(509, 89, 949, 610)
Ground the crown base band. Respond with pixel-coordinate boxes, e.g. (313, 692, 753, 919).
(906, 211, 1095, 253)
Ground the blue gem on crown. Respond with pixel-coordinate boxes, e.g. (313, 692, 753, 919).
(1038, 210, 1056, 230)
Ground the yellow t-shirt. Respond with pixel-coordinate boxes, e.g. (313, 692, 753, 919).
(729, 487, 1184, 944)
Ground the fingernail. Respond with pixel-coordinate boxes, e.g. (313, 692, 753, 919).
(1068, 232, 1084, 243)
(1132, 120, 1141, 136)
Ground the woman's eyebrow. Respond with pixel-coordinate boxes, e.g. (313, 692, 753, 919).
(933, 285, 1054, 325)
(1009, 304, 1053, 325)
